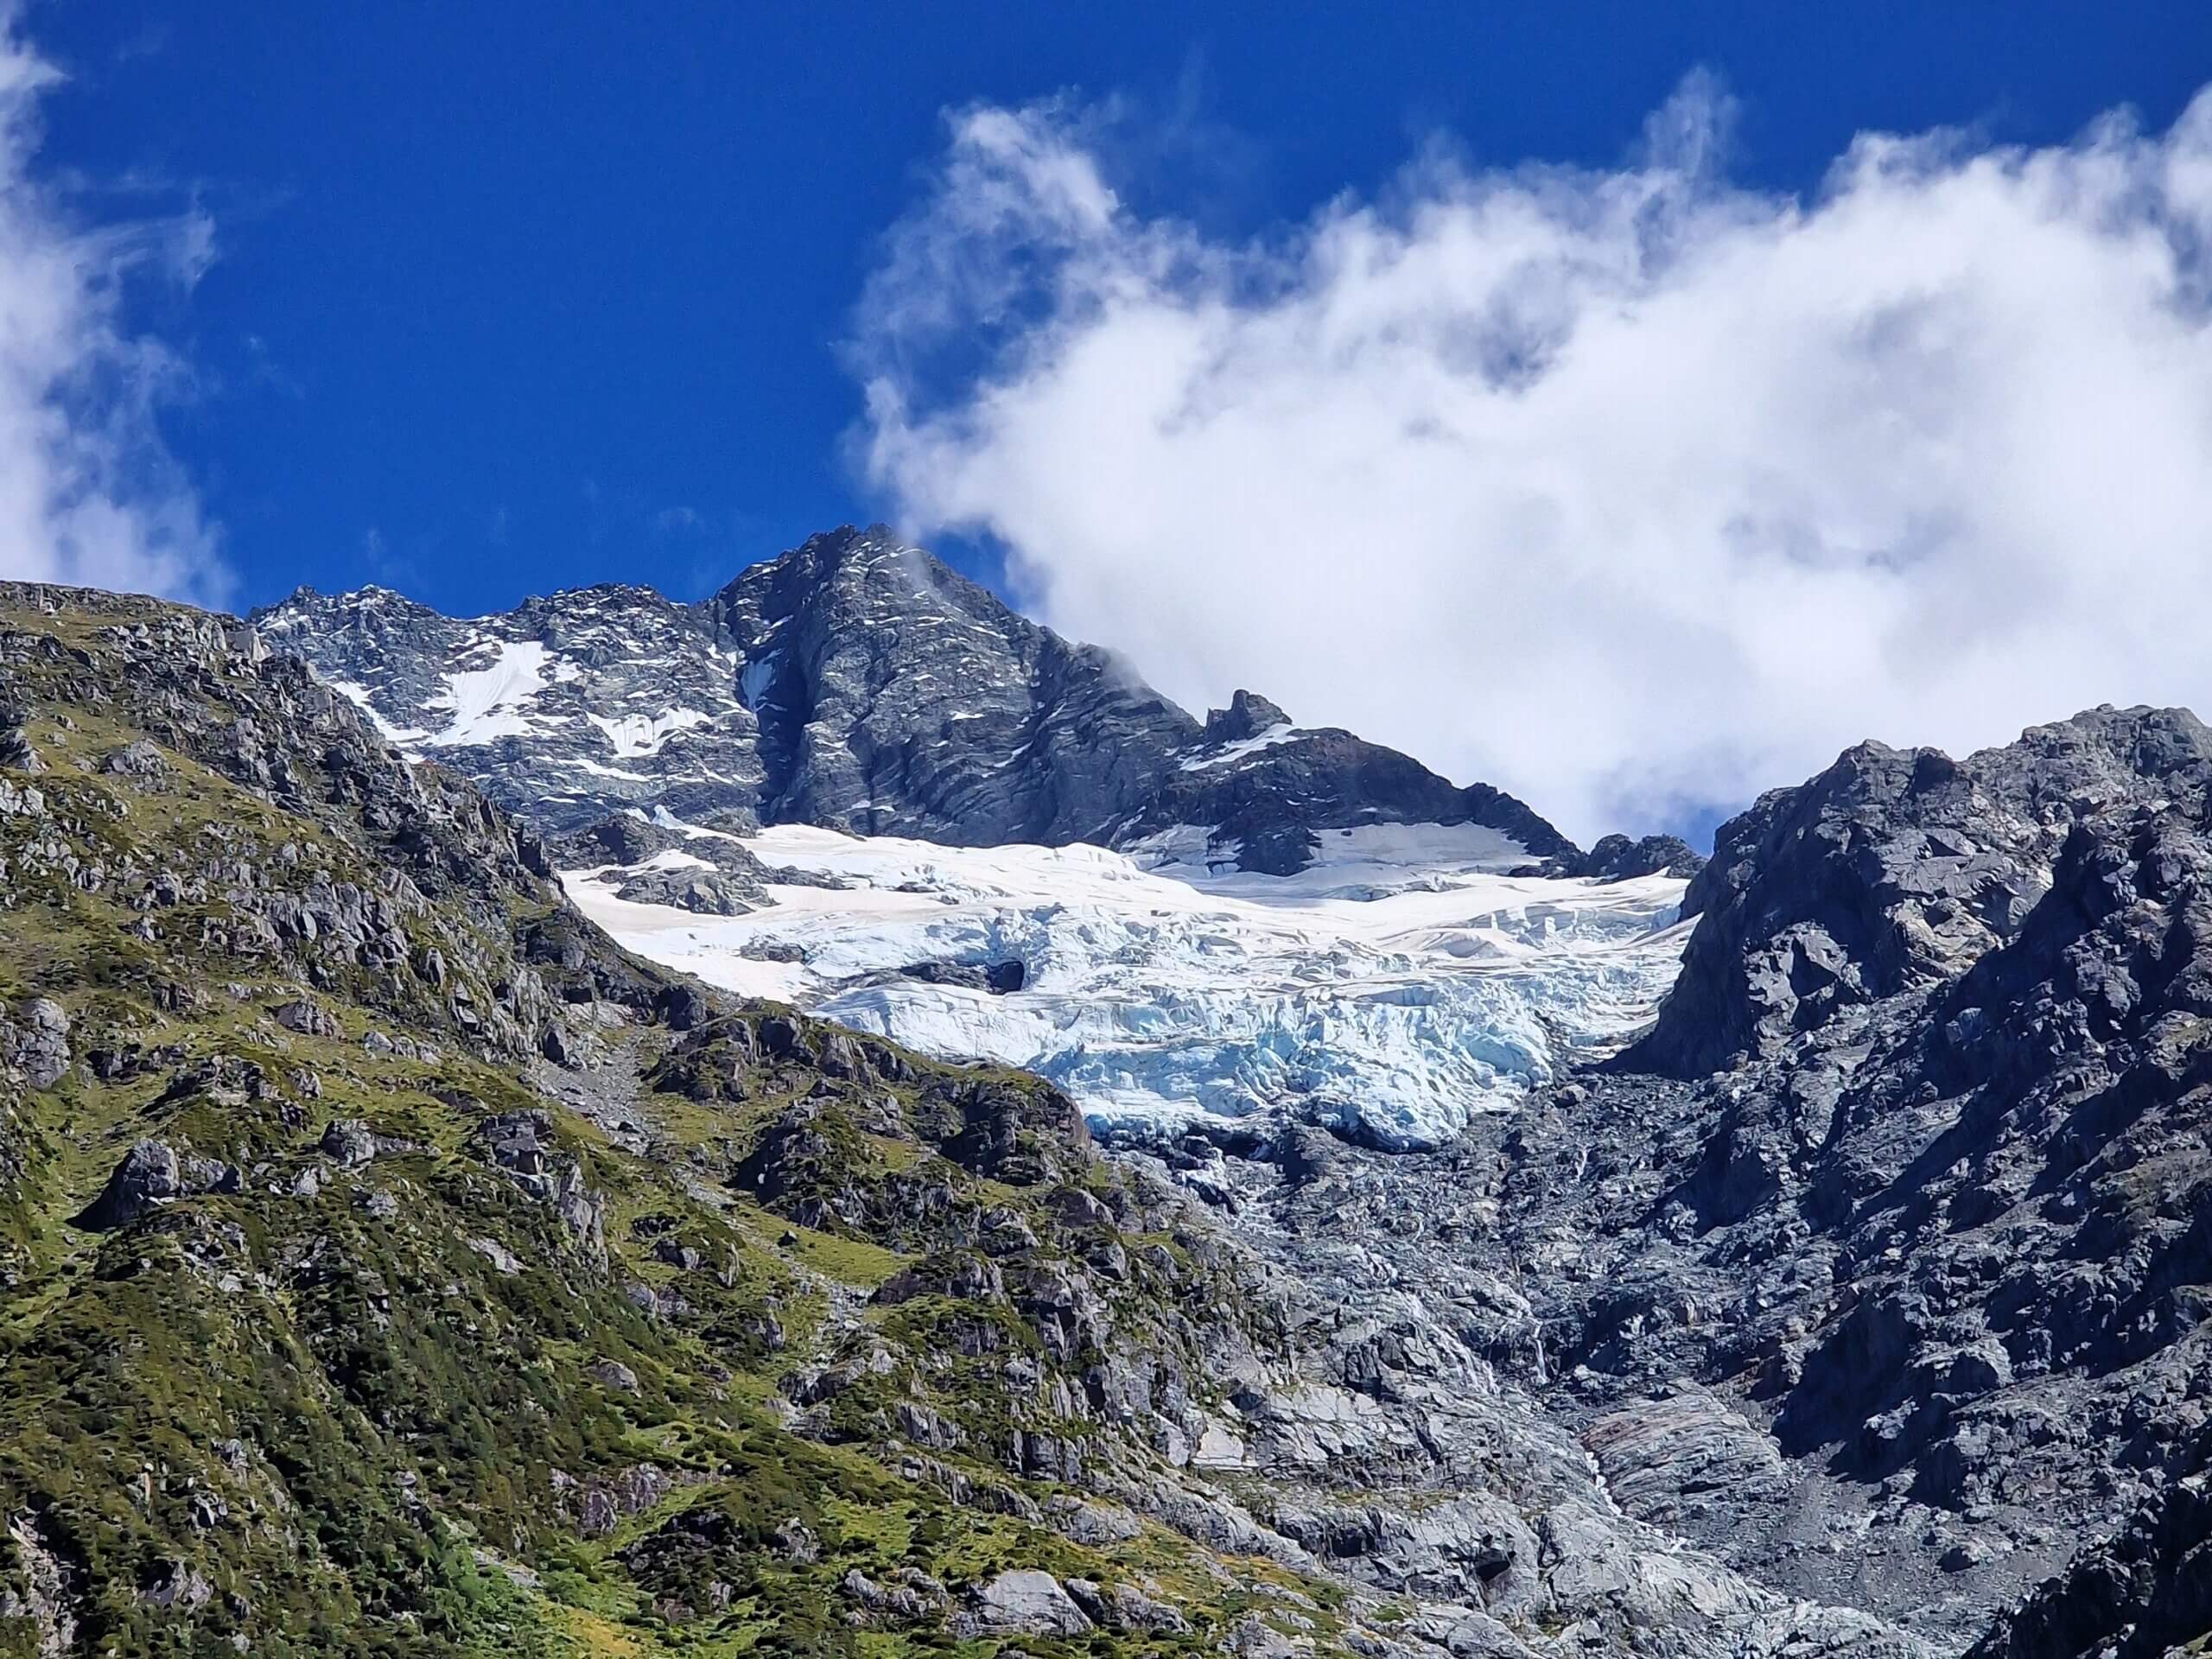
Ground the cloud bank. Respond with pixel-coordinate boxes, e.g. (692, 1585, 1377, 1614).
(0, 6, 222, 602)
(851, 80, 2212, 842)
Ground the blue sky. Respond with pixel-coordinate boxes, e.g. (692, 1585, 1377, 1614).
(29, 0, 2212, 620)
(16, 2, 2212, 839)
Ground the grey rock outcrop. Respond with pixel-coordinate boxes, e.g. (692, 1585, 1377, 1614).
(1355, 703, 2212, 1652)
(1629, 706, 2212, 1077)
(1205, 689, 1291, 743)
(1967, 1436, 2212, 1657)
(254, 526, 1585, 875)
(952, 1568, 1093, 1637)
(97, 740, 168, 780)
(0, 997, 70, 1089)
(608, 867, 759, 915)
(1576, 832, 1705, 880)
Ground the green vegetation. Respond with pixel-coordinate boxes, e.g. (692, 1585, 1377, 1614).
(0, 590, 1344, 1656)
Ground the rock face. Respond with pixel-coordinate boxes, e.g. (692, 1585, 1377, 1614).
(1580, 831, 1705, 881)
(702, 529, 1196, 849)
(1036, 702, 2212, 1659)
(1967, 1433, 2212, 1658)
(605, 868, 758, 916)
(1630, 707, 2212, 1077)
(955, 1568, 1093, 1637)
(72, 1141, 183, 1230)
(254, 525, 1610, 876)
(1283, 703, 2212, 1655)
(1205, 689, 1290, 744)
(0, 997, 70, 1090)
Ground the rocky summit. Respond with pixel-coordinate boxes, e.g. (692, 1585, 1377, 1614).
(252, 524, 1616, 878)
(3, 570, 2211, 1659)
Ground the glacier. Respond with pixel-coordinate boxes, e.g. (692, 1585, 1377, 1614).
(562, 821, 1691, 1150)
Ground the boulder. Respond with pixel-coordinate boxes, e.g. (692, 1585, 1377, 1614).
(2, 996, 70, 1089)
(588, 1359, 640, 1394)
(73, 1141, 182, 1230)
(98, 741, 168, 780)
(319, 1119, 378, 1169)
(955, 1569, 1092, 1637)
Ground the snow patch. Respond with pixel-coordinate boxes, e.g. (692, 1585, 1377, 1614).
(423, 641, 559, 747)
(585, 708, 712, 758)
(739, 653, 779, 710)
(326, 680, 430, 746)
(1179, 722, 1301, 771)
(556, 755, 654, 782)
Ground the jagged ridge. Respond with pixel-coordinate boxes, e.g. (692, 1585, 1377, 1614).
(254, 526, 1631, 879)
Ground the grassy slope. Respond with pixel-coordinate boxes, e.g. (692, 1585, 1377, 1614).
(0, 591, 1354, 1659)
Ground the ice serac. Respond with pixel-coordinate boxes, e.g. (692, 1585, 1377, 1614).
(253, 525, 1629, 879)
(562, 817, 1690, 1151)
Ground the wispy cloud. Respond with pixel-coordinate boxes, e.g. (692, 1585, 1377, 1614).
(851, 78, 2212, 841)
(242, 332, 304, 401)
(0, 3, 225, 604)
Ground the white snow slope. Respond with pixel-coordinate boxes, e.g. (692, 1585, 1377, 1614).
(563, 821, 1690, 1151)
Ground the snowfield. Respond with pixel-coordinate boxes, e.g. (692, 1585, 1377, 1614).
(563, 821, 1691, 1150)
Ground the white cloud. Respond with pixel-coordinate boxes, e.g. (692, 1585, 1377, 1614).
(0, 5, 223, 603)
(850, 79, 2212, 843)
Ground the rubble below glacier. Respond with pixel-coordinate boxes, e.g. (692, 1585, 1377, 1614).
(562, 819, 1690, 1150)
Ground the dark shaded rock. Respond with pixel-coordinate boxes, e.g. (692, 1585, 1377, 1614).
(897, 957, 1026, 995)
(1205, 690, 1291, 744)
(136, 1558, 212, 1610)
(551, 811, 685, 868)
(270, 998, 340, 1039)
(318, 1119, 377, 1169)
(1578, 832, 1706, 880)
(73, 1141, 182, 1230)
(1967, 1439, 2212, 1657)
(1278, 1123, 1341, 1188)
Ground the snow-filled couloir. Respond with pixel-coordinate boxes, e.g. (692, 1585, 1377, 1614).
(562, 817, 1691, 1150)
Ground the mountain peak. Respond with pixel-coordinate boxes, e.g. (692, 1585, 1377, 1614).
(1630, 702, 2212, 1079)
(1204, 689, 1291, 744)
(255, 525, 1591, 873)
